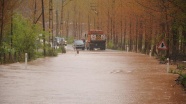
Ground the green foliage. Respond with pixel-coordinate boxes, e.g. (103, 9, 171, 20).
(160, 56, 166, 61)
(55, 47, 62, 53)
(66, 36, 74, 44)
(0, 42, 12, 54)
(169, 69, 182, 74)
(177, 64, 186, 70)
(178, 70, 183, 75)
(35, 51, 44, 58)
(46, 48, 57, 56)
(107, 41, 114, 49)
(12, 13, 42, 59)
(180, 74, 186, 88)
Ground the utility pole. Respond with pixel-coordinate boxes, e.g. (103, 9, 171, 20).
(41, 0, 46, 56)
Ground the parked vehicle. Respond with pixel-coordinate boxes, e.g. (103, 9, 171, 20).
(73, 40, 85, 50)
(86, 30, 106, 50)
(54, 37, 67, 46)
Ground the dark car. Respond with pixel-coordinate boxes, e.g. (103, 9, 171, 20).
(73, 40, 85, 50)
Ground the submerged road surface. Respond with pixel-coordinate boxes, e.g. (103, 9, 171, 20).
(0, 48, 186, 104)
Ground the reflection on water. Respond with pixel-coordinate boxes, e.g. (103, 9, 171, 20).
(0, 51, 186, 104)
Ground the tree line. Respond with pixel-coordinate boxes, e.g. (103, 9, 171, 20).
(59, 0, 186, 61)
(92, 0, 186, 61)
(0, 0, 186, 64)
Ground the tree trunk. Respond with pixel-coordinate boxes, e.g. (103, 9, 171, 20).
(0, 0, 4, 46)
(138, 20, 143, 52)
(129, 17, 132, 51)
(123, 17, 127, 50)
(182, 30, 186, 54)
(60, 0, 64, 37)
(135, 16, 138, 53)
(41, 0, 46, 56)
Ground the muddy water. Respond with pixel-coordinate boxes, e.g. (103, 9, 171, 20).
(0, 50, 186, 104)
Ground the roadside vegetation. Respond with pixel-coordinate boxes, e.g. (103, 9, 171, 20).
(0, 13, 60, 64)
(169, 62, 186, 90)
(0, 0, 66, 64)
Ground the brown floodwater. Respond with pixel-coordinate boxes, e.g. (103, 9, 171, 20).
(0, 49, 185, 104)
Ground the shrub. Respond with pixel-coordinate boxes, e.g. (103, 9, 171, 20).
(160, 56, 166, 61)
(66, 36, 74, 44)
(181, 74, 186, 88)
(177, 64, 186, 70)
(107, 41, 114, 49)
(35, 52, 44, 58)
(12, 13, 42, 59)
(46, 47, 57, 56)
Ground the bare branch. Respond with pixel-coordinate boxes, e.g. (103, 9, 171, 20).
(34, 12, 42, 24)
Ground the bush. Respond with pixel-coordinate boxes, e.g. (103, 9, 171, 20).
(181, 74, 186, 88)
(107, 41, 114, 49)
(160, 56, 166, 61)
(46, 48, 57, 56)
(12, 13, 42, 59)
(66, 36, 74, 44)
(177, 64, 186, 70)
(35, 52, 44, 58)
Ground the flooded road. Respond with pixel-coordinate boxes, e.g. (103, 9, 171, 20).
(0, 48, 186, 104)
